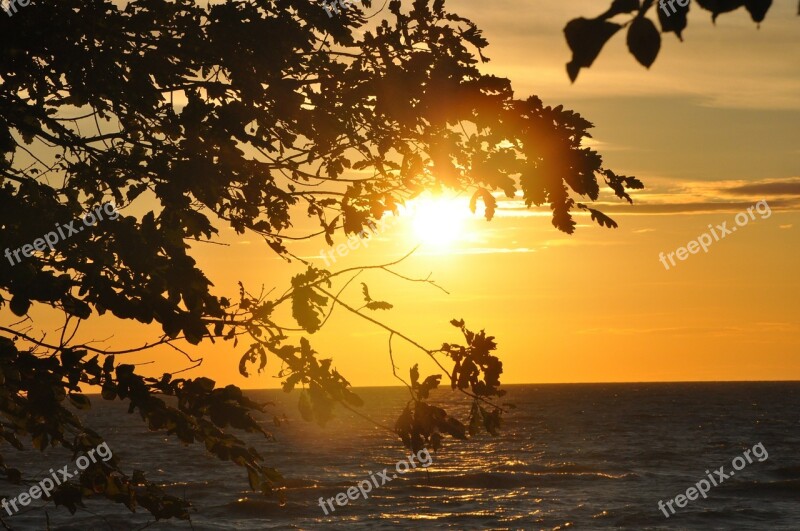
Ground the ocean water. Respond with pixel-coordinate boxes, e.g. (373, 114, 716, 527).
(2, 382, 800, 530)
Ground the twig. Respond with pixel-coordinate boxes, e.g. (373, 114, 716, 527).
(389, 332, 414, 397)
(381, 267, 449, 295)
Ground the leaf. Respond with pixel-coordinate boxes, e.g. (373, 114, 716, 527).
(282, 372, 303, 393)
(469, 188, 496, 221)
(410, 364, 420, 386)
(744, 0, 772, 23)
(9, 295, 31, 316)
(239, 349, 254, 378)
(417, 374, 441, 399)
(362, 283, 392, 310)
(564, 17, 622, 82)
(627, 16, 661, 68)
(361, 283, 372, 302)
(439, 416, 468, 440)
(696, 0, 746, 22)
(101, 382, 117, 401)
(587, 207, 619, 229)
(600, 0, 640, 19)
(126, 182, 148, 202)
(298, 391, 313, 422)
(62, 296, 92, 319)
(291, 286, 327, 333)
(182, 320, 208, 345)
(657, 0, 690, 40)
(365, 301, 393, 311)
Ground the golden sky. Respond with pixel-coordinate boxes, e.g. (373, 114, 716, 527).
(23, 0, 800, 388)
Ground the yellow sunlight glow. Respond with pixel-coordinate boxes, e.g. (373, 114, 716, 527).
(404, 194, 472, 247)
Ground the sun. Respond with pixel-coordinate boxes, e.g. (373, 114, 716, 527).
(402, 194, 472, 247)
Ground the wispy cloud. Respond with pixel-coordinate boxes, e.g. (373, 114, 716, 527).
(577, 322, 800, 336)
(494, 176, 800, 217)
(725, 178, 800, 196)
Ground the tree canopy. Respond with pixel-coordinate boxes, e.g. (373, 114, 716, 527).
(0, 0, 685, 523)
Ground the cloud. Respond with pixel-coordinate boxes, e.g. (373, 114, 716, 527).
(494, 176, 800, 217)
(591, 198, 800, 215)
(577, 322, 800, 336)
(417, 246, 536, 256)
(497, 199, 800, 216)
(580, 137, 630, 152)
(725, 178, 800, 196)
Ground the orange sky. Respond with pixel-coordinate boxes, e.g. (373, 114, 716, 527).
(18, 0, 800, 388)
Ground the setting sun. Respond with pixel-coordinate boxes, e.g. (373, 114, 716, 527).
(403, 194, 473, 247)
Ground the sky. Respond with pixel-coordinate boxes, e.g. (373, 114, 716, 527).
(24, 0, 800, 388)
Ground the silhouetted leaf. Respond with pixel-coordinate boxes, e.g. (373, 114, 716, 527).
(9, 295, 30, 316)
(291, 286, 327, 333)
(600, 0, 641, 19)
(564, 17, 622, 81)
(627, 16, 661, 68)
(362, 283, 393, 310)
(696, 0, 746, 22)
(580, 204, 619, 229)
(365, 301, 393, 310)
(657, 0, 690, 40)
(744, 0, 772, 22)
(469, 188, 497, 221)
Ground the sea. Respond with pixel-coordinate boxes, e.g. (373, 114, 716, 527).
(2, 382, 799, 530)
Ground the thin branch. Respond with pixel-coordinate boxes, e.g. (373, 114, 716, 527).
(163, 341, 202, 365)
(0, 325, 200, 360)
(381, 267, 450, 295)
(316, 270, 363, 330)
(389, 332, 414, 396)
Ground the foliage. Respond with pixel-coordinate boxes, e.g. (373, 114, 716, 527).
(0, 0, 645, 523)
(566, 0, 786, 81)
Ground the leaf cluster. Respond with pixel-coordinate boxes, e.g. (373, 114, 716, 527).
(566, 0, 781, 81)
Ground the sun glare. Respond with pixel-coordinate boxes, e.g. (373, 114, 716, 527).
(403, 194, 473, 247)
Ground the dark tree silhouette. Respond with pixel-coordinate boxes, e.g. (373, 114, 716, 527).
(566, 0, 792, 81)
(0, 0, 644, 523)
